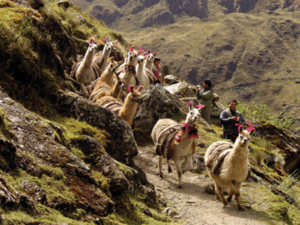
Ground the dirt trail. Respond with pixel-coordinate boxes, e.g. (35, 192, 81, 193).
(134, 145, 275, 225)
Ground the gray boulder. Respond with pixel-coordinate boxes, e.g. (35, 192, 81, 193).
(163, 82, 197, 98)
(133, 85, 186, 142)
(164, 75, 180, 85)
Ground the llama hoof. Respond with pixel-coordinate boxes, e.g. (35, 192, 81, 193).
(238, 206, 245, 211)
(227, 195, 232, 202)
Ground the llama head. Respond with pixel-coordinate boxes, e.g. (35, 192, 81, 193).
(88, 37, 98, 53)
(103, 36, 117, 53)
(127, 85, 144, 103)
(185, 102, 205, 125)
(137, 55, 145, 65)
(116, 75, 126, 90)
(127, 46, 138, 64)
(107, 57, 120, 73)
(235, 122, 255, 146)
(144, 50, 156, 64)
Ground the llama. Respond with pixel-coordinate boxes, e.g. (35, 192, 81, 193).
(93, 36, 118, 72)
(98, 85, 144, 127)
(144, 50, 157, 70)
(70, 38, 101, 97)
(151, 102, 205, 188)
(92, 76, 125, 102)
(136, 54, 156, 88)
(204, 122, 255, 211)
(118, 46, 139, 88)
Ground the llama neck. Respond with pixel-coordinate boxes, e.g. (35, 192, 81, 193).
(82, 47, 94, 68)
(119, 97, 138, 126)
(145, 60, 152, 70)
(101, 47, 111, 71)
(100, 69, 114, 86)
(231, 143, 249, 161)
(111, 82, 121, 99)
(137, 64, 144, 76)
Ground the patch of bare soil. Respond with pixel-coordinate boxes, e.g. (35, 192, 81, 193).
(134, 145, 275, 225)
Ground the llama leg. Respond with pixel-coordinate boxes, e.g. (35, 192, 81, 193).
(80, 83, 88, 98)
(158, 155, 163, 178)
(174, 159, 183, 188)
(184, 155, 194, 171)
(167, 159, 172, 173)
(214, 182, 221, 202)
(215, 183, 227, 206)
(235, 182, 244, 211)
(227, 182, 235, 202)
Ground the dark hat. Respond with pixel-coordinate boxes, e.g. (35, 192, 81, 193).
(154, 57, 161, 61)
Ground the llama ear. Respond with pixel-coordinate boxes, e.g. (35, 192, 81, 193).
(137, 85, 144, 92)
(138, 47, 144, 53)
(188, 101, 193, 111)
(107, 56, 114, 62)
(103, 36, 109, 42)
(246, 122, 256, 135)
(235, 124, 243, 134)
(196, 104, 205, 111)
(97, 40, 104, 45)
(153, 51, 157, 56)
(114, 41, 118, 46)
(129, 46, 134, 53)
(90, 37, 94, 44)
(128, 85, 134, 92)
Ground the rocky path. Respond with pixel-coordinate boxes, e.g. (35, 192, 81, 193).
(134, 145, 276, 225)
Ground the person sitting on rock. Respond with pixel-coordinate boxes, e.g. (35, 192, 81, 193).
(196, 79, 214, 126)
(152, 57, 165, 84)
(220, 99, 245, 143)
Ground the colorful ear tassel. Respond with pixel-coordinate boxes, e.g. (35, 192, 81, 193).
(128, 85, 134, 92)
(137, 85, 144, 91)
(103, 36, 109, 41)
(129, 46, 134, 53)
(235, 124, 243, 134)
(196, 104, 205, 109)
(138, 47, 144, 53)
(246, 122, 255, 132)
(90, 37, 94, 44)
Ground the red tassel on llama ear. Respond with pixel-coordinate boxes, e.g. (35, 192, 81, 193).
(129, 46, 134, 53)
(144, 49, 150, 54)
(196, 104, 205, 110)
(144, 54, 150, 57)
(103, 36, 109, 42)
(235, 124, 243, 134)
(246, 122, 256, 132)
(90, 37, 94, 44)
(153, 51, 157, 56)
(188, 101, 194, 107)
(128, 85, 134, 92)
(138, 47, 144, 53)
(183, 122, 188, 127)
(137, 85, 144, 91)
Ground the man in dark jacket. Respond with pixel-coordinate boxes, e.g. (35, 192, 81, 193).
(220, 100, 245, 143)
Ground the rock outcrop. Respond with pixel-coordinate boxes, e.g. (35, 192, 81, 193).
(56, 90, 138, 165)
(133, 85, 186, 142)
